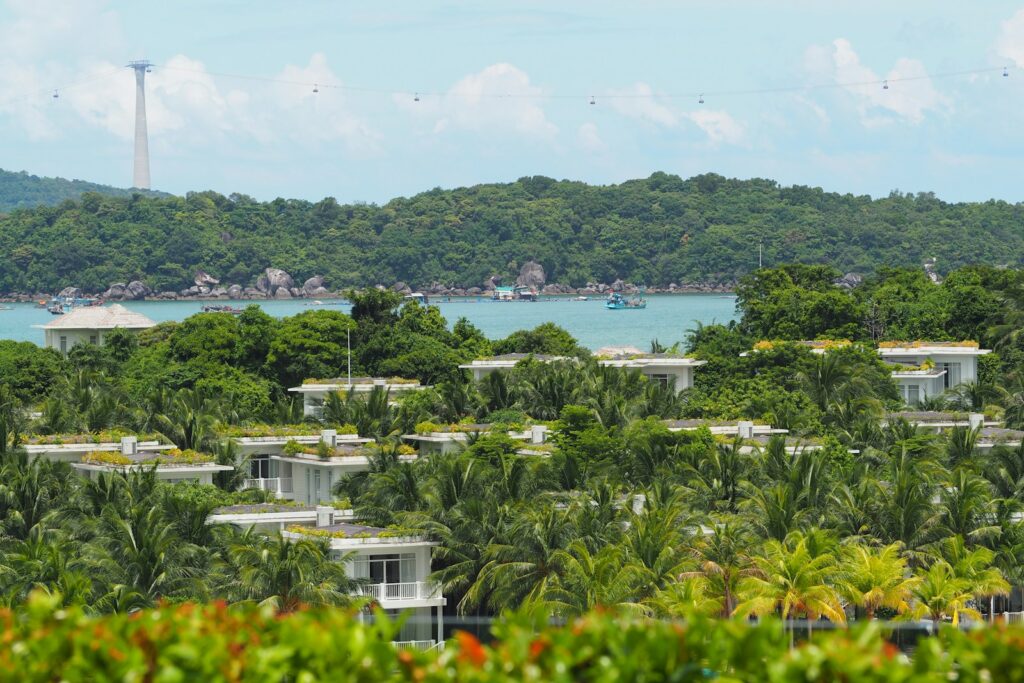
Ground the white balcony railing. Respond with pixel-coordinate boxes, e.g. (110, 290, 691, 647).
(243, 477, 294, 496)
(392, 640, 440, 652)
(1004, 612, 1024, 624)
(357, 582, 441, 601)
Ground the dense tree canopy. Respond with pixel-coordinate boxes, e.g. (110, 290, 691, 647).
(3, 173, 1024, 292)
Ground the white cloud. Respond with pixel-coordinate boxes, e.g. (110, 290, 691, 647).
(398, 63, 557, 140)
(0, 0, 121, 58)
(996, 9, 1024, 68)
(683, 109, 744, 145)
(604, 82, 677, 126)
(577, 122, 606, 152)
(807, 38, 948, 125)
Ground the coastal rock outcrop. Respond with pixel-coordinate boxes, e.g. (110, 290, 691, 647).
(125, 281, 151, 300)
(227, 284, 243, 298)
(58, 286, 83, 300)
(303, 276, 326, 296)
(516, 261, 546, 289)
(103, 283, 127, 300)
(256, 268, 294, 296)
(194, 271, 220, 287)
(391, 281, 412, 295)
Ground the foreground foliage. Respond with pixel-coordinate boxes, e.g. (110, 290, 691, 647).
(6, 596, 1024, 682)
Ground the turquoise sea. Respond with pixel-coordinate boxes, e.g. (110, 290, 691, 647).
(0, 295, 738, 351)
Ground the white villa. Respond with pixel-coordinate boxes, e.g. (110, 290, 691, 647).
(877, 342, 991, 406)
(403, 424, 548, 456)
(884, 411, 999, 433)
(595, 347, 706, 394)
(208, 503, 355, 534)
(22, 435, 171, 465)
(663, 419, 787, 438)
(39, 304, 156, 354)
(232, 429, 374, 498)
(71, 452, 233, 485)
(289, 377, 426, 418)
(458, 353, 567, 382)
(282, 519, 446, 648)
(740, 339, 856, 357)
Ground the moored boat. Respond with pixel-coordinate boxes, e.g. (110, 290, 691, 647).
(605, 292, 647, 310)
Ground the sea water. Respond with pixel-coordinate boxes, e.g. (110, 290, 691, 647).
(0, 295, 737, 351)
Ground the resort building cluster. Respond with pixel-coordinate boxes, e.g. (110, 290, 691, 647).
(23, 321, 1018, 648)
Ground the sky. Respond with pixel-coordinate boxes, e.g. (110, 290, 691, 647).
(1, 0, 1023, 204)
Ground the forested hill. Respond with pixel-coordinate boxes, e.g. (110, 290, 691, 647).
(1, 172, 1023, 293)
(0, 168, 167, 212)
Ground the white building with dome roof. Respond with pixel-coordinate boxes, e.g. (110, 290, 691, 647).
(39, 304, 156, 354)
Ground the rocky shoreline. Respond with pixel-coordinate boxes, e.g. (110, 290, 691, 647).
(0, 263, 737, 303)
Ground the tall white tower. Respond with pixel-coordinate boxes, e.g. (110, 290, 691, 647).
(127, 60, 152, 189)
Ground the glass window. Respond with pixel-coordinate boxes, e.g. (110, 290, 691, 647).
(59, 336, 67, 353)
(89, 335, 98, 345)
(907, 384, 920, 406)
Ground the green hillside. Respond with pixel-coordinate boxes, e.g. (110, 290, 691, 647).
(0, 168, 167, 212)
(0, 172, 1022, 292)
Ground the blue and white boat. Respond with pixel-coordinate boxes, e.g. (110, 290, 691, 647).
(605, 292, 647, 310)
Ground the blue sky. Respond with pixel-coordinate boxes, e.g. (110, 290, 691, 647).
(1, 0, 1023, 203)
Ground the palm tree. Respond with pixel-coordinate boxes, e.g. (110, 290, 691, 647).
(155, 388, 221, 451)
(0, 384, 27, 454)
(935, 536, 1010, 610)
(87, 504, 203, 609)
(945, 425, 980, 470)
(938, 469, 998, 542)
(680, 520, 754, 618)
(910, 561, 980, 627)
(734, 534, 845, 628)
(646, 577, 724, 618)
(836, 543, 918, 620)
(466, 504, 573, 612)
(538, 541, 644, 617)
(218, 529, 358, 612)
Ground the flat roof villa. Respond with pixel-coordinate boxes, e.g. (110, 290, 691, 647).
(22, 435, 172, 465)
(663, 419, 788, 438)
(458, 353, 567, 382)
(877, 342, 991, 406)
(402, 424, 548, 456)
(884, 411, 1000, 432)
(227, 428, 373, 497)
(208, 503, 356, 534)
(289, 377, 426, 418)
(595, 347, 706, 394)
(38, 304, 156, 355)
(283, 519, 445, 649)
(70, 449, 233, 485)
(268, 444, 417, 505)
(976, 427, 1024, 451)
(740, 339, 855, 357)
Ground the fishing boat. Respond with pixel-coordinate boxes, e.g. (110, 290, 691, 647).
(47, 302, 65, 315)
(201, 304, 244, 314)
(605, 292, 647, 310)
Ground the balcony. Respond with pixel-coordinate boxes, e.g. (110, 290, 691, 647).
(393, 640, 444, 652)
(357, 581, 441, 602)
(243, 477, 294, 496)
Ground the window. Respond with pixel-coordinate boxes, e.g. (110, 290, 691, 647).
(250, 456, 270, 479)
(59, 336, 67, 354)
(314, 470, 321, 499)
(906, 384, 920, 406)
(937, 362, 961, 389)
(353, 553, 417, 585)
(89, 335, 98, 345)
(648, 373, 670, 388)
